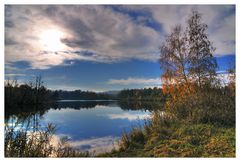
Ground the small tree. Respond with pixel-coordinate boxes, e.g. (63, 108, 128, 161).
(187, 11, 217, 87)
(160, 25, 190, 86)
(160, 11, 217, 90)
(159, 11, 223, 124)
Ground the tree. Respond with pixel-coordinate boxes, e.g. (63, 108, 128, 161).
(160, 11, 217, 89)
(159, 11, 230, 125)
(160, 25, 190, 86)
(187, 11, 217, 87)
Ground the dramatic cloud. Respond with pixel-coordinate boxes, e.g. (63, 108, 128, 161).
(107, 77, 161, 85)
(120, 5, 235, 56)
(5, 5, 235, 69)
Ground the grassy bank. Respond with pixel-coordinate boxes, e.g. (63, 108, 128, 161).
(100, 119, 235, 157)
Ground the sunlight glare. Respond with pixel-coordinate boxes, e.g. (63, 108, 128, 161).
(39, 29, 64, 51)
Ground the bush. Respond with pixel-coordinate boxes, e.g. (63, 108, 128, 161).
(165, 85, 235, 127)
(118, 126, 145, 151)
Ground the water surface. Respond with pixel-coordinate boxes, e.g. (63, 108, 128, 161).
(6, 100, 152, 154)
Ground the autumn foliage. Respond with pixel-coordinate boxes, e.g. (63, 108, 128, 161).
(159, 11, 235, 127)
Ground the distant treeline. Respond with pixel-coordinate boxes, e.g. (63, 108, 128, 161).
(118, 88, 166, 101)
(53, 90, 114, 100)
(53, 87, 166, 101)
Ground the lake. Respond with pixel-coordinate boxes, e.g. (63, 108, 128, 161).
(5, 100, 154, 154)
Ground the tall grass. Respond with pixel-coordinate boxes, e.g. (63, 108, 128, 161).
(5, 123, 89, 157)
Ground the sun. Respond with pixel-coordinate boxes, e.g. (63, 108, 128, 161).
(39, 29, 65, 51)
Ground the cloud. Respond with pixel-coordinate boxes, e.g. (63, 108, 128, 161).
(47, 84, 82, 91)
(5, 73, 26, 77)
(120, 5, 235, 56)
(5, 5, 235, 69)
(66, 136, 119, 154)
(5, 5, 161, 69)
(107, 77, 161, 85)
(106, 112, 150, 121)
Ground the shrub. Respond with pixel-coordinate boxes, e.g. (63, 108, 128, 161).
(165, 85, 235, 127)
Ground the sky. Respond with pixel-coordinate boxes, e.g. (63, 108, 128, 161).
(5, 5, 235, 92)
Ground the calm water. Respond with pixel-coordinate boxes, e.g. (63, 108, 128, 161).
(6, 100, 152, 154)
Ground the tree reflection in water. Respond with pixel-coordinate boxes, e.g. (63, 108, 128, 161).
(5, 100, 164, 130)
